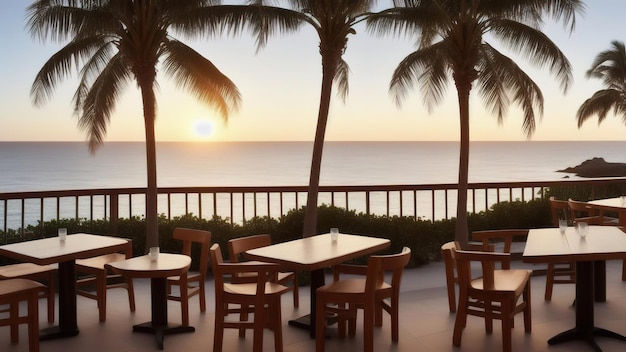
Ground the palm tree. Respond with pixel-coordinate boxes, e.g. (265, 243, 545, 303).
(28, 0, 242, 250)
(244, 0, 378, 238)
(577, 40, 626, 129)
(367, 0, 584, 248)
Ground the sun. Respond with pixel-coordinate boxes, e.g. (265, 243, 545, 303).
(193, 119, 214, 139)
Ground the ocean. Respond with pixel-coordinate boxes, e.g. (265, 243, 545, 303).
(3, 140, 626, 193)
(2, 141, 626, 229)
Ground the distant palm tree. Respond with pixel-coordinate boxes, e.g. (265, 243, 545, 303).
(577, 40, 626, 128)
(246, 0, 377, 238)
(368, 0, 583, 247)
(28, 0, 242, 250)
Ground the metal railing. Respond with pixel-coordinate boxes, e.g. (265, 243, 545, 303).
(2, 178, 626, 237)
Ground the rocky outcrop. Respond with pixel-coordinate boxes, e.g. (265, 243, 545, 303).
(558, 157, 626, 178)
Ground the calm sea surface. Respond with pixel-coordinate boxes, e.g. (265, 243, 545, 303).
(2, 141, 626, 229)
(2, 141, 626, 193)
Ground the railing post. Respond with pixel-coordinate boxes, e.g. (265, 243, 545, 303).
(110, 193, 119, 237)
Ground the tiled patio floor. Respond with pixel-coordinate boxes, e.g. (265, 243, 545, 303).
(4, 259, 626, 352)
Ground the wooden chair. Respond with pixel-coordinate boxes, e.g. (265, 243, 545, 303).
(166, 228, 211, 326)
(545, 197, 576, 301)
(75, 238, 135, 322)
(441, 241, 489, 313)
(209, 243, 289, 352)
(315, 247, 411, 352)
(228, 234, 299, 308)
(0, 263, 56, 324)
(0, 278, 45, 352)
(453, 249, 532, 352)
(568, 198, 618, 225)
(471, 229, 529, 267)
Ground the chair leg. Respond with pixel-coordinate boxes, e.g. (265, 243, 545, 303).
(199, 282, 206, 312)
(501, 301, 513, 352)
(391, 298, 399, 342)
(252, 304, 265, 352)
(545, 263, 555, 301)
(316, 295, 326, 352)
(180, 280, 189, 326)
(271, 297, 283, 352)
(10, 301, 18, 343)
(213, 308, 224, 352)
(127, 277, 136, 312)
(363, 300, 374, 352)
(622, 259, 626, 281)
(46, 271, 55, 323)
(452, 300, 467, 346)
(293, 274, 299, 308)
(524, 282, 532, 333)
(97, 271, 107, 322)
(27, 293, 40, 352)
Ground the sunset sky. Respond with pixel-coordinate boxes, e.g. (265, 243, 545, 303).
(1, 1, 626, 143)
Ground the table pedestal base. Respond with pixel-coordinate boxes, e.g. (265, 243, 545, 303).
(549, 327, 626, 352)
(39, 325, 79, 340)
(133, 323, 195, 350)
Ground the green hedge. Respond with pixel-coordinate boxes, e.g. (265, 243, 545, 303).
(1, 197, 556, 270)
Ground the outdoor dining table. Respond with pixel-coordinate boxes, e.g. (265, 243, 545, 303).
(106, 253, 194, 350)
(523, 226, 626, 351)
(244, 232, 390, 338)
(0, 233, 130, 340)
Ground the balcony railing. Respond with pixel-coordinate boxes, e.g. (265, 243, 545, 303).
(2, 178, 626, 238)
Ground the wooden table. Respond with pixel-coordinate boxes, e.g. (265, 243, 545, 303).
(0, 233, 130, 340)
(523, 226, 626, 351)
(107, 253, 194, 350)
(245, 233, 390, 337)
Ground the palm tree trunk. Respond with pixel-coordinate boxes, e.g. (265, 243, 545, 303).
(141, 86, 159, 251)
(302, 56, 337, 238)
(455, 81, 471, 249)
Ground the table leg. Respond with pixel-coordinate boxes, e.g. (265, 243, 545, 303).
(287, 268, 326, 338)
(132, 277, 194, 350)
(594, 260, 606, 302)
(40, 260, 79, 340)
(548, 261, 626, 351)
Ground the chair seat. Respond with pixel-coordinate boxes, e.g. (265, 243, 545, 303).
(76, 253, 126, 269)
(224, 282, 288, 296)
(0, 278, 45, 296)
(470, 269, 532, 295)
(0, 263, 56, 278)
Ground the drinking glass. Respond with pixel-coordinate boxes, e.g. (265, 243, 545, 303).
(58, 228, 67, 242)
(576, 222, 588, 238)
(330, 228, 339, 242)
(149, 247, 160, 261)
(558, 219, 567, 234)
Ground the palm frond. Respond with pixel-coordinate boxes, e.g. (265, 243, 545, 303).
(489, 18, 572, 93)
(576, 89, 626, 127)
(390, 41, 449, 111)
(334, 58, 350, 102)
(477, 43, 544, 137)
(162, 39, 241, 119)
(77, 53, 132, 153)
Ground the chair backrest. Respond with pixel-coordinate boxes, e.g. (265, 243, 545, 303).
(441, 241, 457, 277)
(228, 234, 272, 263)
(365, 247, 411, 295)
(173, 228, 212, 277)
(568, 199, 601, 225)
(549, 197, 570, 227)
(470, 229, 528, 269)
(209, 243, 279, 296)
(454, 249, 511, 292)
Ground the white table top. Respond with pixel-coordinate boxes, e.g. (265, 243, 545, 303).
(0, 233, 130, 265)
(106, 253, 191, 279)
(523, 226, 626, 263)
(589, 197, 626, 209)
(245, 233, 390, 271)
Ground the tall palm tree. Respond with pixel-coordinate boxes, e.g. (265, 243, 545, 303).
(577, 40, 626, 128)
(367, 0, 584, 247)
(244, 0, 378, 238)
(28, 0, 242, 250)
